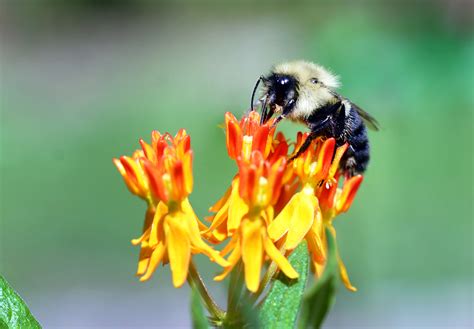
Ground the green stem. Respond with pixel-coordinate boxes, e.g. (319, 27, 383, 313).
(227, 261, 244, 315)
(250, 261, 278, 304)
(188, 261, 226, 320)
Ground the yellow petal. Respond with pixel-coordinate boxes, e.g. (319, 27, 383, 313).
(241, 219, 264, 292)
(203, 199, 229, 234)
(228, 183, 249, 234)
(139, 242, 165, 281)
(208, 183, 233, 213)
(263, 237, 298, 279)
(131, 228, 151, 246)
(148, 202, 168, 247)
(136, 245, 152, 276)
(183, 203, 229, 267)
(338, 255, 357, 292)
(165, 213, 191, 288)
(219, 235, 239, 257)
(268, 193, 298, 241)
(285, 192, 317, 250)
(214, 240, 241, 281)
(305, 209, 325, 264)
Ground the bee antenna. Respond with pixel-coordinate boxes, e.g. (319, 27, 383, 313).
(250, 76, 264, 112)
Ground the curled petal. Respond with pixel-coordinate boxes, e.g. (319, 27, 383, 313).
(208, 184, 233, 213)
(263, 237, 298, 279)
(338, 254, 357, 292)
(214, 239, 241, 281)
(139, 241, 166, 281)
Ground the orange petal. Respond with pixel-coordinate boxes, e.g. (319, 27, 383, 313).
(337, 175, 363, 213)
(328, 143, 348, 180)
(252, 125, 270, 154)
(263, 237, 298, 279)
(164, 213, 191, 288)
(241, 219, 264, 292)
(316, 138, 336, 179)
(226, 112, 242, 159)
(143, 159, 167, 202)
(140, 139, 157, 163)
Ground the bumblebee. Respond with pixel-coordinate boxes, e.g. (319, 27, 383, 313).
(251, 60, 379, 176)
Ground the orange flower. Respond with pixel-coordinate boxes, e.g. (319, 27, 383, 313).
(267, 132, 363, 291)
(214, 151, 298, 292)
(315, 173, 363, 291)
(114, 130, 228, 287)
(225, 111, 276, 162)
(205, 113, 290, 243)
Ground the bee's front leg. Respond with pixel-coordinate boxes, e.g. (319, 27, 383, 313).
(271, 99, 296, 128)
(289, 115, 333, 161)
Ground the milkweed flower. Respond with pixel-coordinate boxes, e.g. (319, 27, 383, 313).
(205, 112, 288, 243)
(214, 151, 298, 292)
(316, 172, 363, 291)
(268, 132, 362, 291)
(206, 112, 298, 292)
(114, 130, 228, 287)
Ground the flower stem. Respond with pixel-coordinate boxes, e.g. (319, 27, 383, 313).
(250, 261, 278, 304)
(188, 261, 225, 320)
(227, 261, 244, 315)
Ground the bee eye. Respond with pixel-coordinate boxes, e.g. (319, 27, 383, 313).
(310, 78, 319, 84)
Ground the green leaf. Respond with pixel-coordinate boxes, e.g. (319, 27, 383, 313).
(298, 228, 338, 329)
(0, 275, 41, 329)
(259, 241, 309, 329)
(190, 286, 210, 329)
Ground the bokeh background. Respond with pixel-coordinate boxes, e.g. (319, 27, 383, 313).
(1, 0, 473, 328)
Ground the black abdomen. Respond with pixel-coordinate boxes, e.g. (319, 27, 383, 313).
(306, 100, 371, 176)
(339, 106, 370, 175)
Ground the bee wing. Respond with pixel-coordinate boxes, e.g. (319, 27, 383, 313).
(331, 91, 380, 131)
(352, 103, 380, 131)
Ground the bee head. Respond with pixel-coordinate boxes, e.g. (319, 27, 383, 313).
(270, 61, 341, 118)
(263, 73, 299, 110)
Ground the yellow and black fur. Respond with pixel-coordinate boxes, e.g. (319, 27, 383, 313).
(251, 60, 379, 176)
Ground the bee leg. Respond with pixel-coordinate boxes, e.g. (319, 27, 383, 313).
(289, 132, 317, 161)
(270, 99, 296, 127)
(342, 146, 357, 177)
(271, 114, 285, 128)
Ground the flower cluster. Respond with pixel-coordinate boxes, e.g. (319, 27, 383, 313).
(114, 111, 363, 292)
(113, 130, 227, 287)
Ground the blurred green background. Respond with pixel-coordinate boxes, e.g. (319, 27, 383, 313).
(1, 0, 472, 327)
